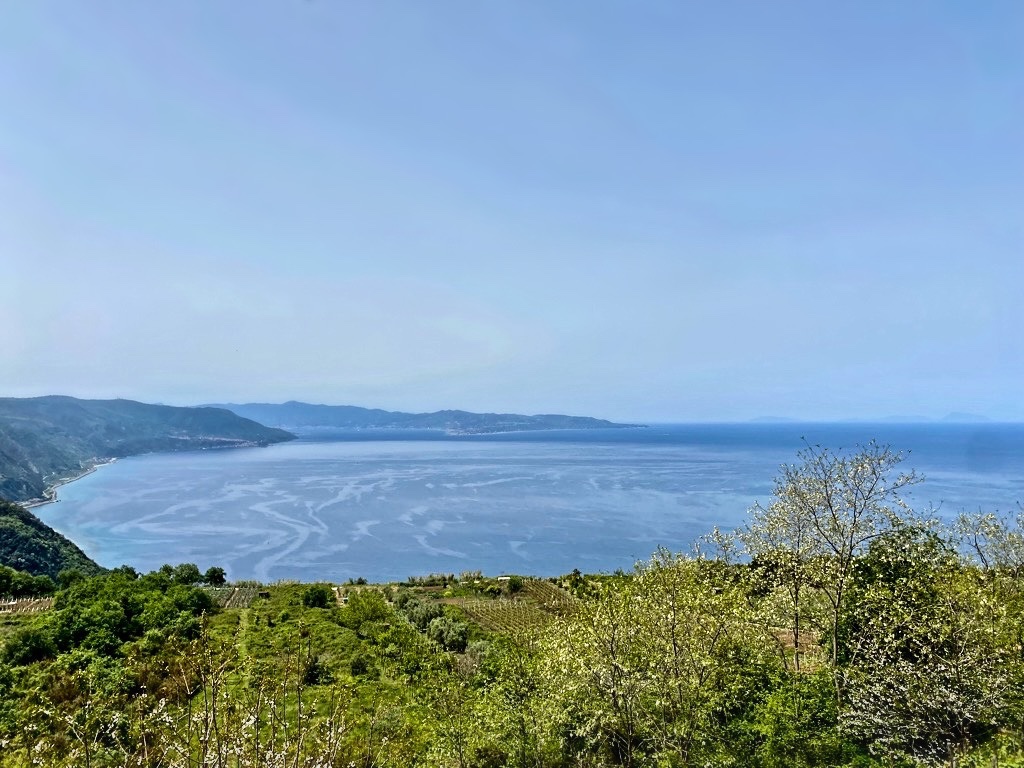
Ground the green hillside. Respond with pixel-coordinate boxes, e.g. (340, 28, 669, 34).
(0, 500, 101, 580)
(0, 395, 294, 502)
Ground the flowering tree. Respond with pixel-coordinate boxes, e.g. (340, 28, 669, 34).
(746, 442, 920, 676)
(840, 526, 1011, 766)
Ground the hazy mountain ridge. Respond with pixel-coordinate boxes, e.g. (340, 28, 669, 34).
(0, 396, 295, 503)
(207, 401, 642, 434)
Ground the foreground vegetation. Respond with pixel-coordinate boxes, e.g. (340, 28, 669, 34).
(2, 443, 1024, 767)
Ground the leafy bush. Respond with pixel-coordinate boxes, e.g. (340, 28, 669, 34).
(302, 583, 335, 608)
(45, 568, 215, 658)
(339, 590, 391, 631)
(427, 616, 469, 653)
(302, 654, 334, 686)
(405, 600, 445, 631)
(2, 625, 57, 665)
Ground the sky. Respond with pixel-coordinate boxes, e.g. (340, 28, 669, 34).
(1, 2, 1022, 422)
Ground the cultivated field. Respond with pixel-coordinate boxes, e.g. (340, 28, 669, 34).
(0, 597, 54, 614)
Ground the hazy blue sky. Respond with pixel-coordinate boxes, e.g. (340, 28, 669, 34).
(2, 2, 1022, 421)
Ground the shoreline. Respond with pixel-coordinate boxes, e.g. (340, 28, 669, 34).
(24, 458, 118, 509)
(20, 439, 282, 509)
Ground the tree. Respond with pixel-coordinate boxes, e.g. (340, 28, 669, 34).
(478, 636, 556, 768)
(2, 625, 57, 665)
(203, 566, 226, 586)
(0, 565, 55, 597)
(742, 494, 820, 672)
(425, 665, 485, 768)
(543, 549, 774, 766)
(957, 509, 1024, 576)
(754, 442, 920, 674)
(740, 669, 861, 768)
(840, 526, 1010, 766)
(172, 563, 202, 585)
(404, 599, 445, 631)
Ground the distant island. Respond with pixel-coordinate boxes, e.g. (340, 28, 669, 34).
(0, 396, 295, 503)
(206, 401, 643, 435)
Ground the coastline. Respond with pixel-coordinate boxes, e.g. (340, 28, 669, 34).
(19, 438, 283, 509)
(23, 458, 118, 509)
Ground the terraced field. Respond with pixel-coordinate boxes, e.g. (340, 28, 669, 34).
(520, 579, 575, 614)
(454, 598, 554, 633)
(452, 579, 574, 633)
(202, 585, 262, 608)
(0, 597, 54, 614)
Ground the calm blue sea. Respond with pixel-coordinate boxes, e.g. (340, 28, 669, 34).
(34, 424, 1024, 583)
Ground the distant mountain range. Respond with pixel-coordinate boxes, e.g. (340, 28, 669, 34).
(206, 401, 641, 435)
(0, 396, 294, 503)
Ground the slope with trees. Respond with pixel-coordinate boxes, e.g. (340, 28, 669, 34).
(0, 500, 102, 580)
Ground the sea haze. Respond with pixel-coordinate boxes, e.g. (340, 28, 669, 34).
(35, 424, 1024, 583)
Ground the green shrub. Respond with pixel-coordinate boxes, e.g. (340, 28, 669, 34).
(3, 625, 56, 665)
(302, 583, 335, 609)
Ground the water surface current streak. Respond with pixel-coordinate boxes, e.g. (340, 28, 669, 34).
(36, 425, 1024, 582)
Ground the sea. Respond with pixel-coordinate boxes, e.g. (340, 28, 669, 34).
(33, 424, 1024, 584)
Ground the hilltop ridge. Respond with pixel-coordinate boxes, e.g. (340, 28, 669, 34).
(206, 400, 641, 434)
